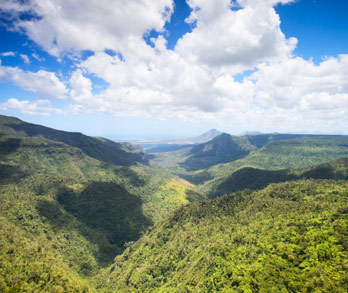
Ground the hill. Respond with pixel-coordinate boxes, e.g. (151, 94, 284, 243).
(97, 180, 348, 292)
(152, 133, 317, 172)
(1, 114, 348, 292)
(180, 133, 256, 171)
(210, 157, 348, 197)
(0, 115, 198, 291)
(0, 114, 149, 166)
(189, 128, 222, 144)
(204, 135, 348, 183)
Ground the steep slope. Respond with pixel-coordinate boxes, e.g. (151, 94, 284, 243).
(97, 180, 348, 292)
(151, 133, 317, 173)
(180, 133, 256, 171)
(0, 115, 196, 221)
(210, 157, 348, 197)
(189, 128, 222, 144)
(0, 114, 149, 166)
(0, 116, 197, 291)
(205, 135, 348, 181)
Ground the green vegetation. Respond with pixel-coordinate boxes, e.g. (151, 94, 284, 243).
(0, 115, 196, 291)
(181, 133, 256, 171)
(1, 114, 348, 292)
(0, 114, 149, 166)
(207, 136, 348, 179)
(210, 157, 348, 197)
(97, 180, 348, 292)
(152, 133, 314, 172)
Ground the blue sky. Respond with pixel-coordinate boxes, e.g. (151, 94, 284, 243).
(0, 0, 348, 139)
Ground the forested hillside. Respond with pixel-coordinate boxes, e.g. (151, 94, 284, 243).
(0, 115, 197, 291)
(97, 180, 348, 292)
(0, 115, 149, 166)
(210, 157, 348, 197)
(157, 132, 314, 172)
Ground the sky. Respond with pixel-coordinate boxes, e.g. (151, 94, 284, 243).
(0, 0, 348, 139)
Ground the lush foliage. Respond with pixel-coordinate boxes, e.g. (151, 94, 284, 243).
(210, 157, 348, 197)
(0, 114, 149, 166)
(180, 133, 256, 171)
(98, 180, 348, 292)
(0, 115, 196, 291)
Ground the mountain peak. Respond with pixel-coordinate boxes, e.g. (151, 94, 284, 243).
(193, 129, 222, 143)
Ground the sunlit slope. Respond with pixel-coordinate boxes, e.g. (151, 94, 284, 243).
(98, 180, 348, 292)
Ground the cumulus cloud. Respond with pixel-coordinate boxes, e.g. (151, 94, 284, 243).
(175, 0, 297, 68)
(0, 98, 62, 116)
(0, 0, 174, 56)
(0, 64, 67, 99)
(69, 69, 94, 104)
(1, 0, 348, 134)
(251, 55, 348, 111)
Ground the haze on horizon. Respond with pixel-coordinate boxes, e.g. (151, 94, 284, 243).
(0, 0, 348, 139)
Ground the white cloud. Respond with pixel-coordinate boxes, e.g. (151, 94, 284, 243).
(69, 69, 93, 104)
(1, 0, 348, 134)
(0, 98, 62, 116)
(31, 53, 45, 62)
(0, 51, 16, 57)
(0, 65, 67, 99)
(0, 0, 174, 56)
(251, 55, 348, 111)
(175, 0, 297, 68)
(20, 54, 30, 64)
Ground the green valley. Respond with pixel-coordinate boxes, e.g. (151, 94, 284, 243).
(1, 114, 348, 292)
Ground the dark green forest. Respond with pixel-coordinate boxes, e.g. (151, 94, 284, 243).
(1, 114, 348, 292)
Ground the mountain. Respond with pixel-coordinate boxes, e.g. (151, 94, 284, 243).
(1, 114, 348, 292)
(189, 128, 222, 144)
(245, 133, 316, 148)
(136, 129, 223, 153)
(209, 157, 348, 197)
(0, 114, 197, 220)
(204, 135, 348, 182)
(180, 133, 256, 171)
(0, 115, 197, 291)
(153, 133, 317, 172)
(0, 114, 149, 166)
(97, 179, 348, 292)
(159, 134, 348, 190)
